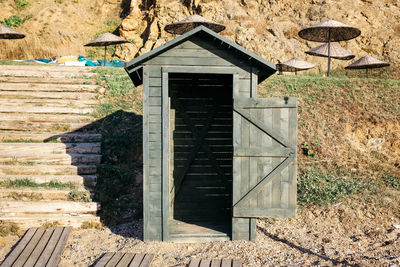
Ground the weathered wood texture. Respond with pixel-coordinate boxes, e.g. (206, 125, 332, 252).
(188, 258, 242, 267)
(0, 226, 71, 267)
(141, 37, 263, 242)
(94, 253, 154, 267)
(232, 97, 297, 219)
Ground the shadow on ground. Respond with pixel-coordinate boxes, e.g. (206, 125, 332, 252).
(47, 110, 144, 237)
(257, 225, 358, 267)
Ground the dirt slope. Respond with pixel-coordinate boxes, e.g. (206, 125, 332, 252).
(117, 0, 400, 74)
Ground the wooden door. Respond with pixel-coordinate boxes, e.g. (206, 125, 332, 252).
(232, 97, 297, 218)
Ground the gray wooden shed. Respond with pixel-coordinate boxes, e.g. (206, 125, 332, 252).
(125, 26, 298, 242)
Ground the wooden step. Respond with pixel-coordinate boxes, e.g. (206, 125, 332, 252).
(0, 174, 97, 186)
(0, 142, 101, 154)
(0, 82, 99, 92)
(0, 165, 97, 175)
(0, 65, 95, 72)
(0, 113, 94, 123)
(0, 200, 99, 214)
(0, 69, 96, 78)
(0, 77, 96, 85)
(0, 188, 83, 201)
(0, 121, 96, 132)
(0, 98, 97, 107)
(0, 91, 97, 100)
(0, 105, 92, 114)
(0, 132, 102, 143)
(0, 153, 101, 165)
(0, 213, 101, 229)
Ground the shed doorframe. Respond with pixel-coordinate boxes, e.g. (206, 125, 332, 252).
(161, 66, 239, 241)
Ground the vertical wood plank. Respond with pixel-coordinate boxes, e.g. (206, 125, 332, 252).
(221, 259, 231, 267)
(210, 259, 222, 267)
(249, 108, 257, 209)
(0, 228, 37, 267)
(188, 259, 201, 267)
(46, 226, 72, 267)
(104, 252, 124, 267)
(288, 106, 298, 209)
(139, 254, 154, 267)
(169, 101, 175, 219)
(199, 259, 211, 267)
(233, 73, 240, 99)
(35, 226, 63, 266)
(94, 253, 114, 267)
(249, 218, 257, 241)
(250, 68, 258, 99)
(232, 259, 242, 267)
(128, 254, 145, 267)
(116, 253, 135, 267)
(271, 107, 281, 208)
(142, 65, 150, 241)
(280, 108, 289, 209)
(161, 69, 169, 241)
(23, 228, 52, 267)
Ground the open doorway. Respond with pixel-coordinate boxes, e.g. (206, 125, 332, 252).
(168, 73, 233, 241)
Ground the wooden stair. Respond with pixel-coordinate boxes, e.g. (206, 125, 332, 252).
(0, 65, 102, 229)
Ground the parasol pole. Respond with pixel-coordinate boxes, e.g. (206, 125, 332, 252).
(327, 29, 331, 77)
(104, 45, 107, 67)
(366, 68, 368, 78)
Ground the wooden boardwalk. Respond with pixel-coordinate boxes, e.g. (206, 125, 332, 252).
(94, 253, 154, 267)
(0, 226, 71, 267)
(188, 259, 242, 267)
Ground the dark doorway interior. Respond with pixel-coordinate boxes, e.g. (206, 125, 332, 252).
(168, 73, 233, 240)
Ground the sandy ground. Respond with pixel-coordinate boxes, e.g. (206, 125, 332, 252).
(1, 205, 399, 267)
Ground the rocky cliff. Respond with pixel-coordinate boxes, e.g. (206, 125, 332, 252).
(117, 0, 400, 73)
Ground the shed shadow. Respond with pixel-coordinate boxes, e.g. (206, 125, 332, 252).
(257, 225, 358, 266)
(45, 110, 144, 238)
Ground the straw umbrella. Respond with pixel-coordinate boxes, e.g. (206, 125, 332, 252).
(305, 43, 355, 60)
(0, 23, 25, 39)
(298, 20, 361, 76)
(164, 15, 225, 35)
(277, 58, 315, 75)
(345, 56, 390, 78)
(84, 33, 129, 66)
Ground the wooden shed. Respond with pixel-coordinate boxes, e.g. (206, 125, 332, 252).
(125, 26, 298, 242)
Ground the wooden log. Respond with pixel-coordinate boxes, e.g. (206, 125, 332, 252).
(0, 142, 101, 154)
(0, 82, 99, 92)
(0, 153, 101, 165)
(0, 69, 96, 78)
(0, 214, 100, 229)
(0, 77, 96, 85)
(0, 132, 101, 143)
(0, 98, 97, 107)
(0, 91, 96, 100)
(0, 105, 93, 114)
(0, 200, 99, 213)
(0, 164, 97, 175)
(0, 174, 97, 186)
(0, 121, 96, 132)
(0, 112, 94, 123)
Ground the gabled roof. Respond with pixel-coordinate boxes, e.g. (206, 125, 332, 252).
(124, 26, 276, 86)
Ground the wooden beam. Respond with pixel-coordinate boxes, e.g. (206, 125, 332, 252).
(233, 156, 294, 208)
(234, 108, 290, 148)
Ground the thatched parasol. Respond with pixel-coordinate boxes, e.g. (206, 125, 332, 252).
(345, 56, 390, 78)
(298, 20, 361, 76)
(84, 33, 129, 66)
(277, 58, 315, 75)
(0, 23, 25, 39)
(164, 15, 225, 35)
(305, 43, 355, 60)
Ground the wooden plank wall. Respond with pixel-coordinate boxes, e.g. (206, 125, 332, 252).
(143, 37, 255, 241)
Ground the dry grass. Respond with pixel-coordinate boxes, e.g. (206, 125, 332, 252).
(0, 0, 122, 60)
